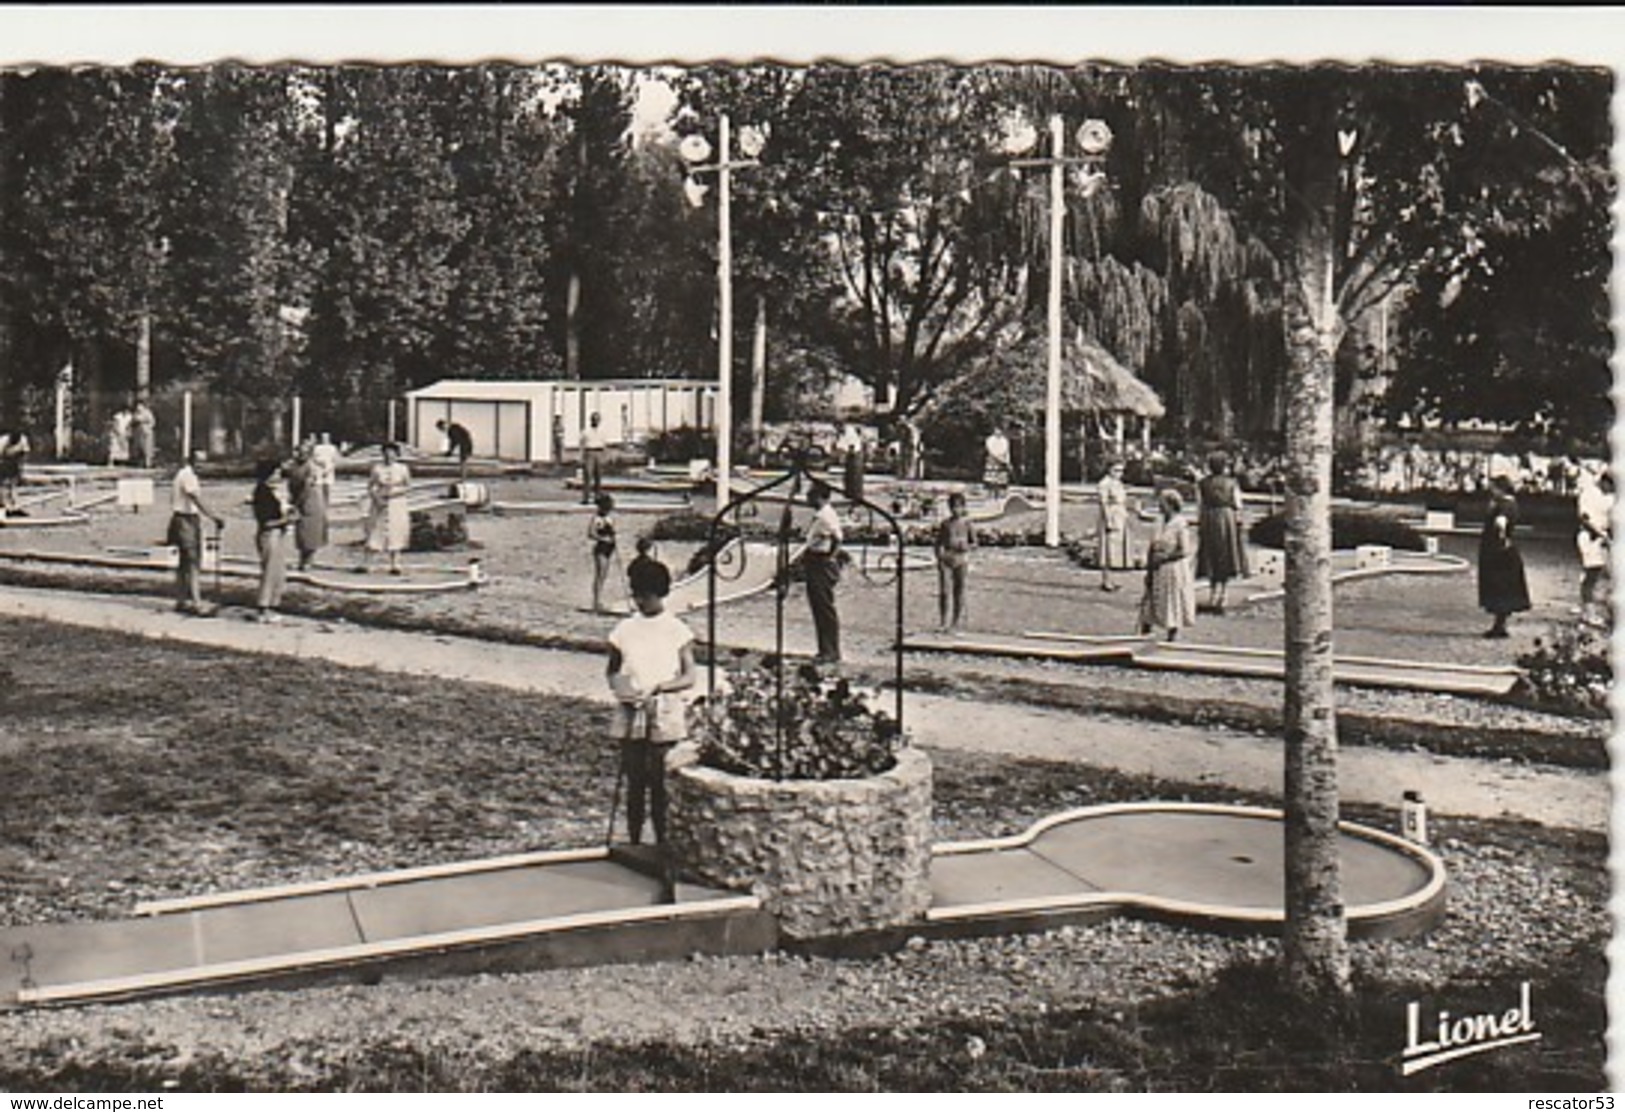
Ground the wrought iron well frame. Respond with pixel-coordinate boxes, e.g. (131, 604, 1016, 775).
(703, 459, 908, 777)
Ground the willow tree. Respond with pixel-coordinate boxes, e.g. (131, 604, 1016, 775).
(991, 64, 1290, 441)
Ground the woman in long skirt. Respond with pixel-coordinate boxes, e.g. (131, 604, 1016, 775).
(1478, 474, 1531, 638)
(1196, 451, 1249, 613)
(364, 442, 411, 575)
(1139, 489, 1198, 642)
(286, 443, 329, 571)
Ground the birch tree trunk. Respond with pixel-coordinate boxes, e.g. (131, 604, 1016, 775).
(750, 294, 767, 465)
(1281, 120, 1351, 1004)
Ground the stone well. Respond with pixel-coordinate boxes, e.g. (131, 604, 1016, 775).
(666, 744, 933, 941)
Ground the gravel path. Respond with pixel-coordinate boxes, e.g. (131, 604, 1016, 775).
(0, 474, 1598, 747)
(0, 583, 1605, 830)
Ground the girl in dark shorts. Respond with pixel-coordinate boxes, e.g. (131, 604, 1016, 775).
(589, 493, 618, 613)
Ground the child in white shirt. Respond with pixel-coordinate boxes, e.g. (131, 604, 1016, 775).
(606, 557, 695, 845)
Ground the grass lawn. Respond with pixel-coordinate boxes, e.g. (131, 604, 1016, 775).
(0, 617, 1607, 1092)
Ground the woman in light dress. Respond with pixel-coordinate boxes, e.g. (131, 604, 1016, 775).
(1138, 489, 1197, 642)
(363, 442, 411, 575)
(1096, 459, 1130, 592)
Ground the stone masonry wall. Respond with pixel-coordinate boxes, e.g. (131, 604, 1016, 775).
(666, 745, 934, 941)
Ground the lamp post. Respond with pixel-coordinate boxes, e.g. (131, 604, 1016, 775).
(681, 115, 766, 510)
(1004, 114, 1113, 547)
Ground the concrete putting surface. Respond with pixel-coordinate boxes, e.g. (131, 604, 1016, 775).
(930, 803, 1446, 940)
(1, 804, 1444, 1010)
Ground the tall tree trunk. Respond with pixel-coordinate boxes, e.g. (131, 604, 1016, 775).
(135, 312, 152, 405)
(78, 340, 105, 448)
(1281, 121, 1351, 1005)
(0, 316, 17, 419)
(565, 270, 582, 379)
(750, 293, 767, 465)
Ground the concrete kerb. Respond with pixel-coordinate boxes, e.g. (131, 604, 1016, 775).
(1237, 551, 1472, 607)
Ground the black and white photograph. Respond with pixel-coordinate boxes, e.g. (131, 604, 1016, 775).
(0, 6, 1615, 1095)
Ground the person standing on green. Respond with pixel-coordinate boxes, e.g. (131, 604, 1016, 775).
(168, 448, 226, 615)
(934, 491, 976, 633)
(1096, 459, 1129, 592)
(132, 400, 156, 469)
(286, 441, 328, 572)
(801, 481, 845, 663)
(580, 412, 607, 505)
(606, 556, 696, 846)
(251, 457, 296, 623)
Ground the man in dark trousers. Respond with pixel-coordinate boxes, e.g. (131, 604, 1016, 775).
(580, 412, 607, 504)
(800, 480, 845, 663)
(168, 448, 226, 615)
(436, 419, 474, 478)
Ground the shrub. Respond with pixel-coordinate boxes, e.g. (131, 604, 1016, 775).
(688, 660, 904, 780)
(646, 511, 726, 544)
(1248, 506, 1425, 552)
(1063, 532, 1142, 570)
(1514, 622, 1612, 719)
(974, 522, 1049, 547)
(645, 425, 716, 466)
(407, 508, 468, 552)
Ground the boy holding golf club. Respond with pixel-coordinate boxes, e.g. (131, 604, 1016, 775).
(605, 556, 695, 847)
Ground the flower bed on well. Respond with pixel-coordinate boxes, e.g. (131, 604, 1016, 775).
(689, 661, 902, 781)
(670, 662, 932, 939)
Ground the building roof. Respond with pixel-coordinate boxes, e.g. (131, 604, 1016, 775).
(405, 378, 716, 399)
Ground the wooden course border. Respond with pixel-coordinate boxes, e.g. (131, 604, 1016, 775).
(0, 548, 480, 595)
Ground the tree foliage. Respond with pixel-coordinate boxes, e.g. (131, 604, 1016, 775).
(0, 61, 1608, 454)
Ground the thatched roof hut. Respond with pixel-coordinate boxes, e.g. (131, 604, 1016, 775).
(938, 330, 1165, 421)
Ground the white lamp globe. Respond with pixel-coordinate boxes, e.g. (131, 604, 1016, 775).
(678, 134, 713, 164)
(1075, 119, 1113, 157)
